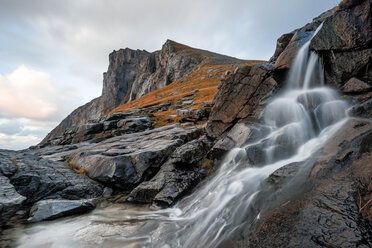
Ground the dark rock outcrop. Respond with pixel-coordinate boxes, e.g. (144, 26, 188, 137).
(44, 114, 153, 146)
(310, 0, 372, 102)
(206, 64, 277, 139)
(128, 135, 213, 206)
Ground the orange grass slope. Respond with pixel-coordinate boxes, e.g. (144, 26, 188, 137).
(112, 42, 266, 128)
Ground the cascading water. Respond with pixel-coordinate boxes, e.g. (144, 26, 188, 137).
(9, 23, 350, 248)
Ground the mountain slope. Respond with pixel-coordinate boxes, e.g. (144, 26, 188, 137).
(39, 40, 250, 146)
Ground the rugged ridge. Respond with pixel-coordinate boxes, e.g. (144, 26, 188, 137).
(40, 40, 246, 146)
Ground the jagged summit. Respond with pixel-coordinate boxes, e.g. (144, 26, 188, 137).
(39, 39, 251, 146)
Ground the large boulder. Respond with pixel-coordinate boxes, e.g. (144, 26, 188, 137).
(68, 125, 203, 190)
(349, 98, 372, 118)
(269, 32, 294, 63)
(273, 31, 314, 70)
(170, 135, 213, 167)
(311, 0, 371, 51)
(70, 123, 104, 144)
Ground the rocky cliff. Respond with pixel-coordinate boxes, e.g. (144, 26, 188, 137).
(40, 40, 247, 146)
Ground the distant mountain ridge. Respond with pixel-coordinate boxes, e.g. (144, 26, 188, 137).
(40, 40, 248, 145)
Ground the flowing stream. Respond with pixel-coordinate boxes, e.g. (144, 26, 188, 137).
(3, 24, 351, 248)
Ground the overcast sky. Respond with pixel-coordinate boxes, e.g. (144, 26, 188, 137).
(0, 0, 339, 150)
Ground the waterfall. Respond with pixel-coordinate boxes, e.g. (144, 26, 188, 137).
(11, 23, 350, 248)
(137, 23, 349, 248)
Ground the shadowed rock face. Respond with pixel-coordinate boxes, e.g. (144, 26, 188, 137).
(206, 64, 277, 139)
(310, 0, 372, 102)
(40, 40, 246, 146)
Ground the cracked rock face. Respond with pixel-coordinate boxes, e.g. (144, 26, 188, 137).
(206, 64, 277, 139)
(128, 135, 213, 207)
(68, 125, 203, 190)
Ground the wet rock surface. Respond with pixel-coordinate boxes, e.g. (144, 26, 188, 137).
(209, 120, 270, 160)
(28, 199, 96, 223)
(349, 98, 372, 119)
(129, 135, 213, 206)
(0, 151, 104, 205)
(230, 119, 372, 247)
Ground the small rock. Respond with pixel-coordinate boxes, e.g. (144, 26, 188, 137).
(182, 100, 194, 106)
(176, 108, 192, 117)
(160, 103, 171, 107)
(103, 120, 119, 131)
(342, 78, 371, 93)
(28, 199, 96, 223)
(117, 116, 151, 132)
(169, 91, 181, 96)
(103, 187, 113, 197)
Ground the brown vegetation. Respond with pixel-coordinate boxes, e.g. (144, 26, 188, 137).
(111, 61, 264, 128)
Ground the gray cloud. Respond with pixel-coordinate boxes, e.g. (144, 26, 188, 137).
(0, 119, 23, 135)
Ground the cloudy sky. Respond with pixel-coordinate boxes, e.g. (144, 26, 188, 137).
(0, 0, 339, 150)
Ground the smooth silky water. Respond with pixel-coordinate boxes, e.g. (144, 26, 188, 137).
(3, 24, 351, 248)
